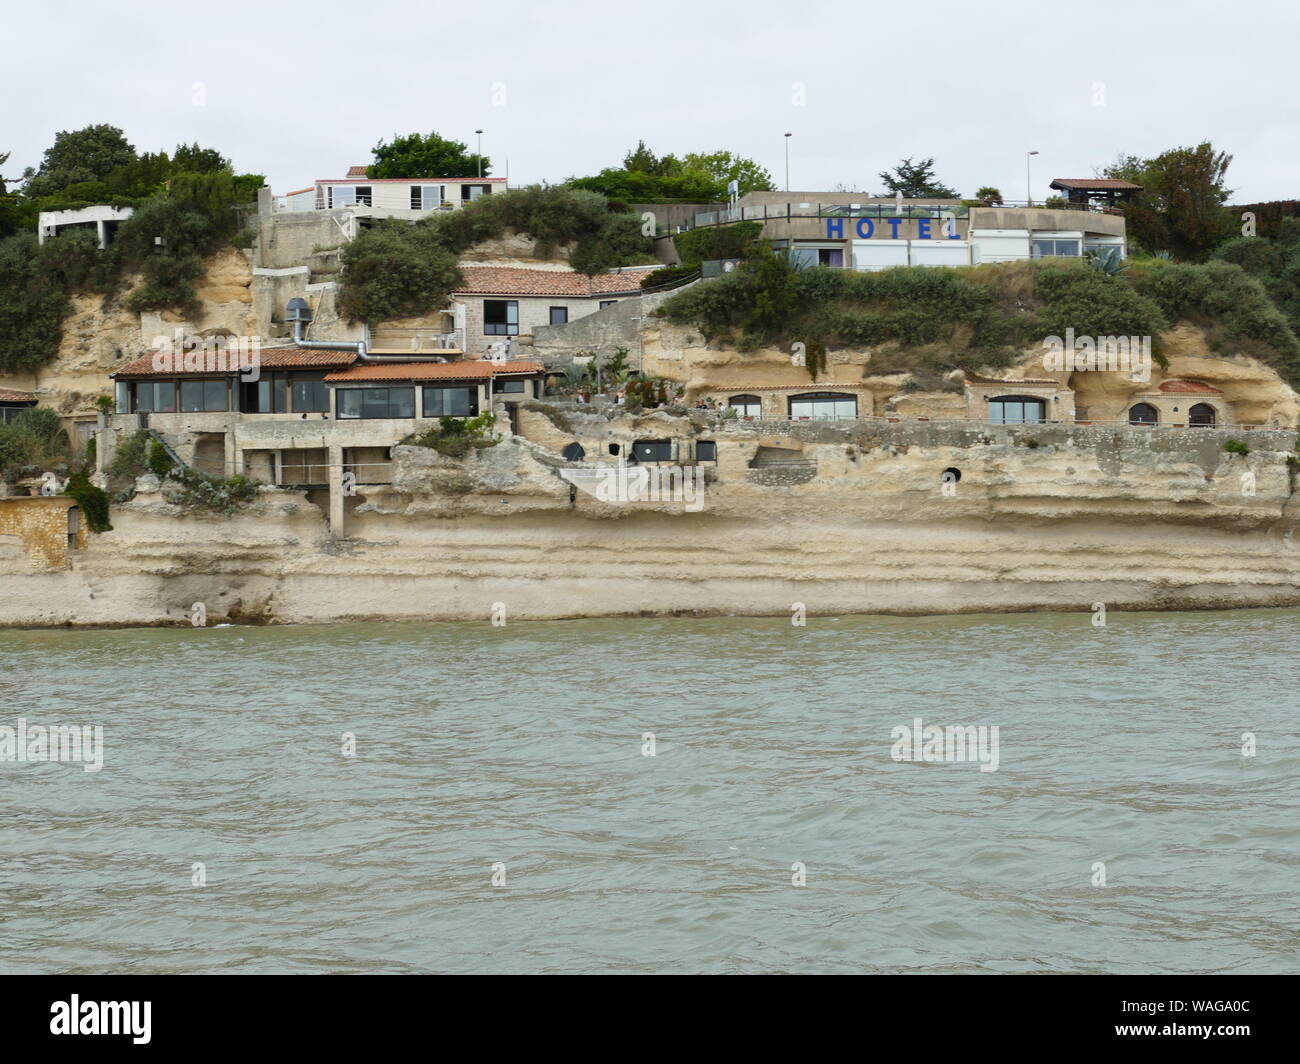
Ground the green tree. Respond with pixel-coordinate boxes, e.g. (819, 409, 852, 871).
(975, 186, 1004, 206)
(368, 132, 489, 179)
(171, 143, 232, 174)
(1102, 142, 1234, 261)
(568, 143, 774, 202)
(338, 220, 464, 324)
(23, 124, 138, 198)
(878, 157, 958, 198)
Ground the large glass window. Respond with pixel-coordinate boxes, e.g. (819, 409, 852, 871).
(338, 387, 416, 419)
(461, 184, 491, 201)
(411, 185, 442, 209)
(1129, 402, 1159, 425)
(135, 381, 177, 413)
(484, 300, 518, 336)
(788, 392, 857, 420)
(1031, 238, 1081, 258)
(1188, 403, 1216, 427)
(181, 379, 228, 412)
(495, 379, 526, 394)
(988, 395, 1046, 424)
(632, 440, 673, 462)
(292, 377, 330, 413)
(729, 394, 762, 418)
(243, 375, 289, 413)
(422, 386, 477, 417)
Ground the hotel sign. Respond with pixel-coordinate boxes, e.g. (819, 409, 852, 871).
(825, 216, 962, 240)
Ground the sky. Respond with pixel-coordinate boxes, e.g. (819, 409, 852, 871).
(5, 0, 1299, 204)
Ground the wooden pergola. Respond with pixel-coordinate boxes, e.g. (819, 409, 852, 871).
(1049, 178, 1142, 210)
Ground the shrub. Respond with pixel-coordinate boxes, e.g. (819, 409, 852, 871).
(672, 221, 763, 267)
(63, 471, 112, 532)
(108, 430, 152, 478)
(640, 264, 698, 288)
(147, 438, 174, 477)
(169, 469, 260, 514)
(404, 412, 499, 457)
(1223, 438, 1250, 455)
(337, 221, 463, 325)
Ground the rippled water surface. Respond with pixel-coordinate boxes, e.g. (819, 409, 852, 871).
(1, 610, 1297, 974)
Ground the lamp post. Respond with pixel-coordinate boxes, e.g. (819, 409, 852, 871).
(784, 133, 792, 193)
(1026, 150, 1039, 207)
(476, 130, 483, 178)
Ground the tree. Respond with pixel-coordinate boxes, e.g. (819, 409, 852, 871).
(171, 143, 231, 174)
(975, 186, 1004, 206)
(0, 152, 25, 238)
(23, 124, 137, 198)
(368, 132, 489, 179)
(877, 157, 958, 198)
(568, 143, 774, 202)
(338, 221, 464, 324)
(1101, 142, 1234, 261)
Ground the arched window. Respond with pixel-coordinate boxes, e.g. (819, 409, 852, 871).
(1188, 403, 1216, 427)
(1129, 402, 1159, 425)
(562, 442, 586, 461)
(788, 392, 858, 420)
(987, 395, 1046, 424)
(728, 394, 762, 419)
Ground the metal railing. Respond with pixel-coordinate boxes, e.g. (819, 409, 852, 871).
(690, 200, 1124, 230)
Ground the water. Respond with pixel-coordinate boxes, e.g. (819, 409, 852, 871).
(1, 611, 1297, 974)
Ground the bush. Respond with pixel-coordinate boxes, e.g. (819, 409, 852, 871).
(641, 264, 698, 289)
(108, 430, 151, 478)
(1223, 438, 1250, 455)
(672, 221, 762, 267)
(168, 469, 260, 514)
(63, 471, 112, 532)
(147, 438, 174, 477)
(404, 412, 499, 457)
(337, 220, 463, 325)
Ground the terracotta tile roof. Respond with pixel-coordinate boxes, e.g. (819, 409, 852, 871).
(112, 347, 358, 378)
(1049, 178, 1143, 191)
(346, 166, 369, 178)
(0, 389, 36, 402)
(324, 360, 545, 383)
(1158, 379, 1222, 394)
(455, 266, 657, 297)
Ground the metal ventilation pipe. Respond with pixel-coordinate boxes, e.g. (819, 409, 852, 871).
(285, 298, 447, 363)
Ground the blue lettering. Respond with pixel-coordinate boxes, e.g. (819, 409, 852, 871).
(886, 217, 902, 238)
(855, 217, 874, 239)
(917, 218, 931, 239)
(826, 218, 844, 238)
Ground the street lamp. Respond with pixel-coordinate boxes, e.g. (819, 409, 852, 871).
(1026, 150, 1039, 207)
(475, 130, 483, 178)
(784, 133, 792, 193)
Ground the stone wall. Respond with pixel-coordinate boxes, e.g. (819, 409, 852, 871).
(0, 497, 86, 571)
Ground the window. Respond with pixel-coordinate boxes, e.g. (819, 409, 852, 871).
(484, 300, 519, 335)
(988, 395, 1046, 424)
(353, 186, 372, 206)
(632, 440, 673, 462)
(495, 379, 526, 394)
(329, 186, 355, 207)
(135, 381, 177, 413)
(0, 404, 34, 424)
(696, 441, 717, 462)
(181, 379, 228, 412)
(549, 306, 569, 325)
(116, 380, 129, 414)
(338, 387, 416, 419)
(599, 300, 618, 310)
(790, 245, 844, 268)
(1188, 403, 1216, 427)
(411, 185, 443, 210)
(242, 375, 288, 413)
(291, 376, 330, 413)
(461, 184, 491, 201)
(1129, 402, 1159, 425)
(729, 394, 762, 418)
(422, 386, 478, 418)
(788, 392, 857, 420)
(1031, 238, 1081, 258)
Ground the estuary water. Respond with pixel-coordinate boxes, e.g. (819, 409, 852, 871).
(1, 610, 1297, 974)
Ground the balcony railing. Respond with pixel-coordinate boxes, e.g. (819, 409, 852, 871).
(690, 200, 1123, 230)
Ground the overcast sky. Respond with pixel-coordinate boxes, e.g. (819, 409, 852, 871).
(6, 0, 1298, 204)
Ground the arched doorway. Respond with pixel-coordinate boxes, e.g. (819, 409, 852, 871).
(1129, 402, 1159, 425)
(728, 394, 762, 419)
(1188, 403, 1216, 427)
(987, 395, 1046, 424)
(562, 442, 586, 461)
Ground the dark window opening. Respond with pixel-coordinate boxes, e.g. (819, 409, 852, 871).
(942, 466, 962, 482)
(632, 439, 673, 462)
(422, 386, 478, 418)
(495, 379, 526, 394)
(1188, 403, 1216, 427)
(549, 306, 568, 325)
(562, 442, 586, 461)
(484, 300, 519, 336)
(337, 387, 416, 419)
(696, 441, 717, 462)
(729, 394, 762, 418)
(1129, 402, 1159, 426)
(988, 395, 1046, 425)
(180, 379, 229, 412)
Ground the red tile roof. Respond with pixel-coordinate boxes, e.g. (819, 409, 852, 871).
(324, 360, 544, 383)
(346, 166, 369, 178)
(0, 389, 36, 402)
(455, 266, 656, 297)
(1049, 178, 1143, 191)
(965, 373, 1062, 386)
(316, 177, 507, 185)
(1158, 379, 1222, 394)
(112, 347, 359, 378)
